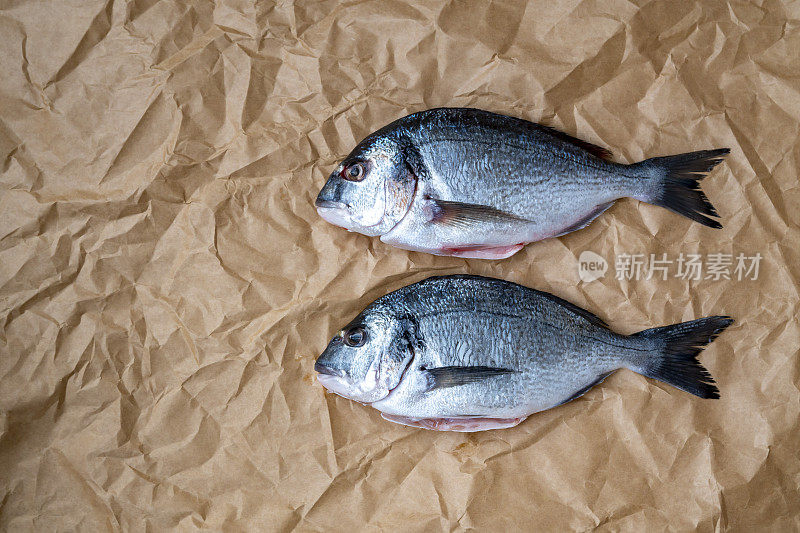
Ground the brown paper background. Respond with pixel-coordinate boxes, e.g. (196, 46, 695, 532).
(1, 1, 798, 531)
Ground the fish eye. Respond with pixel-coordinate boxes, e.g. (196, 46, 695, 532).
(343, 326, 367, 347)
(344, 162, 366, 182)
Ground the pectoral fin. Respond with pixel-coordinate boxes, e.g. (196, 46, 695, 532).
(423, 365, 516, 391)
(429, 199, 530, 229)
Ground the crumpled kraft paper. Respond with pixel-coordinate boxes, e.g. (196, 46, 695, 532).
(1, 0, 798, 531)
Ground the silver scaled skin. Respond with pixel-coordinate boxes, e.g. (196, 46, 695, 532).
(315, 275, 732, 432)
(316, 108, 728, 259)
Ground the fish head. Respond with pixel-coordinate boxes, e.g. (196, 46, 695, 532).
(314, 312, 414, 403)
(315, 137, 415, 237)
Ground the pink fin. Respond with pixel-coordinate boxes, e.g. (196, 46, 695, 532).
(381, 413, 526, 432)
(441, 243, 525, 260)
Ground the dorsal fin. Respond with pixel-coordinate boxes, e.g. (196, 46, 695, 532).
(536, 291, 609, 329)
(537, 125, 613, 160)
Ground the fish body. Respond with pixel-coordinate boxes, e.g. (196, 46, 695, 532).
(315, 108, 729, 259)
(315, 275, 733, 432)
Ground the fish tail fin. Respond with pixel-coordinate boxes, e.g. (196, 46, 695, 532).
(631, 148, 730, 228)
(627, 316, 734, 399)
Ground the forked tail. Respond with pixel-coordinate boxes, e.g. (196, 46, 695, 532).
(632, 148, 730, 228)
(628, 316, 734, 398)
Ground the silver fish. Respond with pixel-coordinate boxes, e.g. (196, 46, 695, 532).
(315, 275, 733, 432)
(315, 108, 729, 259)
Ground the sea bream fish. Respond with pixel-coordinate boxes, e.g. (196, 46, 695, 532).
(314, 275, 733, 432)
(315, 108, 730, 259)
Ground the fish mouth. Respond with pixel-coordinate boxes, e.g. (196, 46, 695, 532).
(314, 360, 344, 377)
(316, 373, 345, 389)
(314, 361, 383, 403)
(316, 372, 360, 400)
(314, 198, 347, 210)
(314, 361, 352, 397)
(315, 199, 355, 229)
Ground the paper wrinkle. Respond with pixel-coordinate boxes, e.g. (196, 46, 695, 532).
(1, 1, 799, 530)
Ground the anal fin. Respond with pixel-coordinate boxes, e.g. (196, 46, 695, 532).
(553, 202, 614, 238)
(554, 371, 614, 407)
